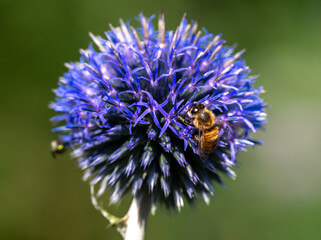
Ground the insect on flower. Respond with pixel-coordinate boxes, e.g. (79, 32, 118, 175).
(50, 139, 66, 158)
(177, 102, 222, 161)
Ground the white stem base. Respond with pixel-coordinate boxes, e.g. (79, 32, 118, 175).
(124, 194, 151, 240)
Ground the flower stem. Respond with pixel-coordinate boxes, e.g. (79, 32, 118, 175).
(124, 193, 151, 240)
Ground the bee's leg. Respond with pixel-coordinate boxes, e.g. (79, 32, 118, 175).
(194, 131, 207, 161)
(176, 115, 194, 127)
(194, 134, 200, 142)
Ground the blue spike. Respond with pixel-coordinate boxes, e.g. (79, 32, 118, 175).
(140, 144, 155, 169)
(159, 154, 170, 177)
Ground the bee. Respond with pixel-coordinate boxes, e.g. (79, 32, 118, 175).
(177, 103, 221, 161)
(50, 139, 66, 158)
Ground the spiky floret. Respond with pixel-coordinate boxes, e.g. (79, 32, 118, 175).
(50, 13, 266, 210)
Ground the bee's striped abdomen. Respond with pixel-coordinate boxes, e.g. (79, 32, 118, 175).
(201, 126, 219, 153)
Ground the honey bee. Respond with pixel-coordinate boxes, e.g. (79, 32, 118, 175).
(50, 139, 66, 158)
(178, 103, 221, 161)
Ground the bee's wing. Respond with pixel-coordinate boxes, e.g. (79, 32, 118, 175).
(197, 130, 208, 161)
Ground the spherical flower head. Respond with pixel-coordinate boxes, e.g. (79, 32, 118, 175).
(50, 13, 266, 211)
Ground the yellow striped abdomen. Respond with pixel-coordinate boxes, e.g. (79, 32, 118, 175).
(201, 126, 220, 153)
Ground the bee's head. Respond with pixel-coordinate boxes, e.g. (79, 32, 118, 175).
(189, 103, 205, 117)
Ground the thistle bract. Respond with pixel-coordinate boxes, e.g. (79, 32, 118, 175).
(50, 14, 266, 210)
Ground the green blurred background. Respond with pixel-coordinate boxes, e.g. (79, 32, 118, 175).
(1, 0, 321, 239)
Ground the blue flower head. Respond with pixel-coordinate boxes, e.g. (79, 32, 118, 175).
(50, 13, 266, 211)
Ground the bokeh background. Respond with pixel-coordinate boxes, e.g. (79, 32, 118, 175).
(1, 0, 321, 239)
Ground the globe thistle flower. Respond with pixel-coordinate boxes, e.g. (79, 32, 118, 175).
(50, 13, 266, 235)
